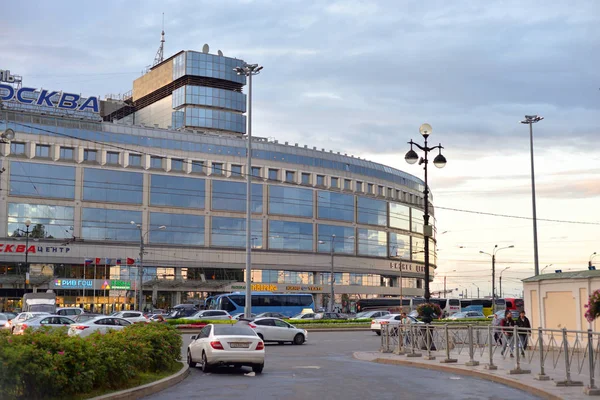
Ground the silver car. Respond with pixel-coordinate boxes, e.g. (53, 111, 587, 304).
(183, 310, 232, 321)
(12, 315, 75, 335)
(9, 312, 50, 333)
(245, 317, 307, 345)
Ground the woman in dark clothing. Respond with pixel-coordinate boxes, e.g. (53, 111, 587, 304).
(516, 310, 531, 357)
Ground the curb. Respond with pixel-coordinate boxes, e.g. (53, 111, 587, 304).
(355, 354, 562, 400)
(88, 362, 189, 400)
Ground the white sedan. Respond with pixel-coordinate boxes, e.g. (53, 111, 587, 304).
(9, 312, 50, 333)
(187, 324, 265, 374)
(371, 314, 421, 335)
(246, 317, 307, 345)
(68, 316, 132, 338)
(110, 311, 148, 323)
(182, 310, 233, 321)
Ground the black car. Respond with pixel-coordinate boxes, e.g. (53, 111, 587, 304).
(164, 308, 198, 319)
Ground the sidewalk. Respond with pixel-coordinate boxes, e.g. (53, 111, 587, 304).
(354, 349, 598, 400)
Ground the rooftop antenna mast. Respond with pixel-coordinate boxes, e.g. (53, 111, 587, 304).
(153, 13, 165, 67)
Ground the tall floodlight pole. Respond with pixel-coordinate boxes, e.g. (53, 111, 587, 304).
(480, 245, 514, 313)
(405, 124, 447, 302)
(234, 63, 263, 318)
(521, 115, 543, 275)
(131, 222, 165, 311)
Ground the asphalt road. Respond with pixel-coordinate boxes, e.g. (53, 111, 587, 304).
(144, 331, 542, 400)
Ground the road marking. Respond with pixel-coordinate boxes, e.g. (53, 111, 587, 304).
(293, 366, 321, 369)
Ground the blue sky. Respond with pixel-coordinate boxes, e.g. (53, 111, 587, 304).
(2, 0, 600, 297)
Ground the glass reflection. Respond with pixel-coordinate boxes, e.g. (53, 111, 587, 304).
(83, 168, 143, 204)
(411, 207, 424, 233)
(8, 203, 74, 239)
(211, 181, 262, 213)
(358, 228, 387, 257)
(211, 217, 262, 248)
(150, 213, 204, 245)
(268, 220, 313, 251)
(150, 175, 205, 209)
(317, 224, 355, 254)
(412, 236, 425, 262)
(10, 161, 75, 199)
(81, 208, 141, 241)
(390, 203, 410, 230)
(357, 197, 386, 226)
(389, 232, 410, 259)
(268, 186, 313, 217)
(317, 191, 354, 222)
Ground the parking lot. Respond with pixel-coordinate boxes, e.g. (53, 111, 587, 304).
(144, 331, 542, 400)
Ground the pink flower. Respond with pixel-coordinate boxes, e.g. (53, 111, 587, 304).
(58, 351, 65, 355)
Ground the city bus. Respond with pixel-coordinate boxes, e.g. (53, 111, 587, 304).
(502, 298, 524, 312)
(431, 298, 461, 317)
(470, 299, 494, 316)
(355, 298, 411, 313)
(213, 292, 315, 317)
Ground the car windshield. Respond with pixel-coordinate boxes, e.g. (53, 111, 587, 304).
(213, 325, 255, 336)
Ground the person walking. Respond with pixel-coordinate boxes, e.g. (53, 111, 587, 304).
(500, 310, 516, 357)
(492, 313, 502, 345)
(400, 312, 411, 347)
(516, 310, 531, 357)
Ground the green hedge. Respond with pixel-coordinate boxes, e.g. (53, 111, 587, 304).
(0, 323, 182, 400)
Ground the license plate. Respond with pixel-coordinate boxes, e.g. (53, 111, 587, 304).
(229, 342, 250, 348)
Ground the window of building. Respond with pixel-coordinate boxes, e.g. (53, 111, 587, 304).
(150, 157, 163, 169)
(388, 188, 394, 198)
(317, 191, 354, 222)
(106, 152, 119, 165)
(378, 185, 384, 196)
(10, 162, 75, 199)
(396, 189, 402, 200)
(268, 186, 313, 217)
(367, 183, 374, 194)
(390, 203, 410, 230)
(83, 168, 143, 204)
(285, 171, 295, 183)
(251, 166, 261, 178)
(212, 180, 263, 213)
(316, 175, 325, 186)
(36, 145, 50, 158)
(83, 150, 97, 162)
(411, 207, 424, 233)
(150, 175, 206, 209)
(358, 228, 387, 257)
(129, 154, 142, 167)
(356, 181, 363, 192)
(8, 203, 74, 239)
(331, 177, 339, 188)
(191, 160, 204, 173)
(389, 232, 410, 259)
(412, 236, 425, 262)
(268, 220, 313, 251)
(344, 179, 351, 190)
(81, 208, 141, 241)
(212, 162, 224, 175)
(149, 213, 205, 245)
(10, 142, 26, 155)
(231, 164, 242, 177)
(268, 168, 279, 181)
(171, 159, 184, 171)
(301, 173, 311, 185)
(317, 224, 355, 254)
(357, 196, 387, 226)
(60, 147, 74, 160)
(211, 216, 262, 248)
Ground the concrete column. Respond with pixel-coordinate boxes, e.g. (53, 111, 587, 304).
(75, 147, 84, 163)
(165, 157, 172, 172)
(142, 154, 150, 170)
(173, 291, 182, 307)
(51, 144, 60, 161)
(152, 285, 158, 307)
(123, 151, 130, 167)
(99, 150, 106, 166)
(25, 142, 34, 159)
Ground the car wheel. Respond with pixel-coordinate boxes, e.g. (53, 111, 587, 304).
(293, 333, 305, 345)
(375, 331, 381, 336)
(201, 351, 211, 373)
(187, 350, 196, 368)
(252, 363, 264, 374)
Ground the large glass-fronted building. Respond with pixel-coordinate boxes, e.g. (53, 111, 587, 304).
(0, 48, 437, 313)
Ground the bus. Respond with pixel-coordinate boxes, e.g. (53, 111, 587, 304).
(213, 292, 315, 317)
(470, 299, 493, 316)
(431, 298, 460, 317)
(502, 298, 524, 312)
(460, 299, 472, 311)
(355, 298, 410, 313)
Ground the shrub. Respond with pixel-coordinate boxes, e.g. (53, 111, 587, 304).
(0, 323, 182, 400)
(585, 289, 600, 322)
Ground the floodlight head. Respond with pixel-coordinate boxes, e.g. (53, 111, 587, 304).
(419, 123, 432, 138)
(433, 153, 447, 168)
(405, 149, 419, 164)
(25, 219, 31, 227)
(1, 128, 15, 141)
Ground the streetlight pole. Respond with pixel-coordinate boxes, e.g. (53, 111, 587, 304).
(405, 123, 447, 303)
(234, 63, 263, 318)
(472, 283, 480, 299)
(24, 219, 31, 293)
(131, 222, 165, 311)
(319, 235, 336, 312)
(521, 115, 543, 276)
(499, 267, 510, 298)
(541, 264, 553, 274)
(480, 245, 514, 313)
(590, 252, 598, 268)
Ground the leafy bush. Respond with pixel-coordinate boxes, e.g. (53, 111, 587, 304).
(0, 323, 182, 400)
(585, 289, 600, 322)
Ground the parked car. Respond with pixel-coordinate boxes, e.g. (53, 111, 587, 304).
(55, 307, 85, 317)
(409, 310, 441, 320)
(187, 324, 265, 373)
(9, 312, 50, 333)
(164, 308, 199, 319)
(353, 310, 390, 320)
(12, 315, 75, 335)
(488, 309, 520, 319)
(183, 310, 232, 321)
(370, 314, 422, 335)
(0, 313, 13, 330)
(73, 313, 102, 323)
(290, 312, 316, 320)
(255, 312, 289, 319)
(232, 313, 257, 320)
(110, 311, 148, 323)
(447, 311, 486, 320)
(314, 312, 347, 320)
(68, 316, 132, 338)
(244, 317, 307, 345)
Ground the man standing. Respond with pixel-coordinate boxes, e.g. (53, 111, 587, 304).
(492, 313, 502, 345)
(516, 310, 531, 357)
(500, 311, 516, 358)
(400, 312, 411, 347)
